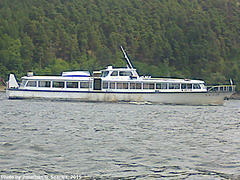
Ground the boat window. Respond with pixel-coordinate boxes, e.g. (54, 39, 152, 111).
(26, 81, 37, 87)
(193, 84, 201, 89)
(136, 83, 142, 89)
(117, 82, 129, 89)
(200, 83, 206, 89)
(143, 83, 149, 89)
(181, 84, 192, 89)
(156, 83, 167, 89)
(39, 81, 51, 87)
(103, 82, 108, 89)
(149, 83, 154, 89)
(123, 83, 128, 89)
(169, 83, 180, 89)
(80, 82, 89, 88)
(181, 84, 186, 89)
(67, 82, 78, 88)
(162, 83, 167, 89)
(130, 83, 136, 89)
(111, 71, 118, 76)
(187, 84, 192, 89)
(101, 71, 109, 77)
(110, 82, 115, 89)
(143, 83, 154, 89)
(117, 82, 123, 89)
(53, 81, 64, 88)
(21, 80, 27, 87)
(119, 71, 132, 76)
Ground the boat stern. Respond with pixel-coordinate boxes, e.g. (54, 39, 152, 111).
(8, 74, 19, 89)
(6, 74, 19, 99)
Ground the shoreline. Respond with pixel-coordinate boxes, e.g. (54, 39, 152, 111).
(0, 85, 6, 92)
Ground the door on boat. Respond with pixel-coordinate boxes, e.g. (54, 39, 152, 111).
(93, 78, 102, 90)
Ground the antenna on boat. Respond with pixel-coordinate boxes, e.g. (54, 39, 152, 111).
(120, 46, 134, 69)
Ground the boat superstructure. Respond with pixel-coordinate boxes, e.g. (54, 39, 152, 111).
(6, 46, 236, 105)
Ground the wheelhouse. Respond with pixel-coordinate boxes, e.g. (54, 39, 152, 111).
(100, 66, 139, 80)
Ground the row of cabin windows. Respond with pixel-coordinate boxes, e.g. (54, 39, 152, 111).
(25, 80, 91, 88)
(102, 82, 201, 90)
(25, 80, 202, 90)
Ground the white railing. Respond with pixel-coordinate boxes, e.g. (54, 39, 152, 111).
(207, 85, 236, 92)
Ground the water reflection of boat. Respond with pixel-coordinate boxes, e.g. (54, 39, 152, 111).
(6, 46, 235, 105)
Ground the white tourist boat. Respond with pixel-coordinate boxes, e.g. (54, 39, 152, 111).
(6, 46, 235, 105)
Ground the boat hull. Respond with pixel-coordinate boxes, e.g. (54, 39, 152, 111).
(6, 89, 233, 105)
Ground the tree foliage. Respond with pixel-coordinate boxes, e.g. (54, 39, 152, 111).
(0, 0, 239, 90)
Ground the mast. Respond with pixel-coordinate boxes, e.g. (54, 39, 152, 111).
(120, 46, 139, 78)
(120, 46, 134, 69)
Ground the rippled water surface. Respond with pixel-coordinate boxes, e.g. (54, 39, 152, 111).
(0, 92, 240, 179)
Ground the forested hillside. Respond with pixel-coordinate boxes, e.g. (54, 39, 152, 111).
(0, 0, 239, 90)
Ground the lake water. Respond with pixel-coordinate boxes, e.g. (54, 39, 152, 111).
(0, 92, 239, 179)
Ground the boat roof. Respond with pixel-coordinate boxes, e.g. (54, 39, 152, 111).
(21, 75, 204, 84)
(140, 77, 204, 83)
(101, 66, 137, 71)
(21, 76, 91, 81)
(62, 71, 90, 77)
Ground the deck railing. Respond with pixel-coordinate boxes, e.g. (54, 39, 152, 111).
(206, 85, 236, 92)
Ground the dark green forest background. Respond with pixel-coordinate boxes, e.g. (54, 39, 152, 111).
(0, 0, 239, 90)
